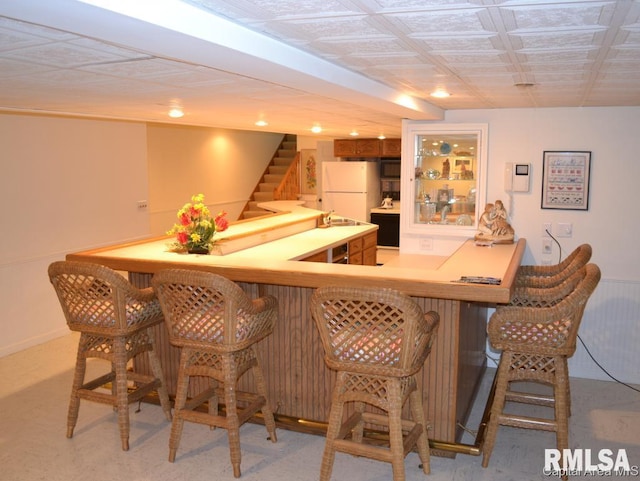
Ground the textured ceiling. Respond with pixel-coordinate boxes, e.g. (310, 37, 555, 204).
(1, 0, 639, 138)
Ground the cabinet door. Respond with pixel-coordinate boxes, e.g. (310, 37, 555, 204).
(334, 139, 357, 157)
(382, 138, 401, 157)
(348, 237, 363, 255)
(356, 139, 381, 156)
(362, 232, 378, 266)
(334, 139, 382, 157)
(363, 247, 377, 266)
(349, 251, 363, 265)
(362, 232, 378, 251)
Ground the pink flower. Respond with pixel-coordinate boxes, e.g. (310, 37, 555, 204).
(177, 231, 189, 245)
(215, 212, 229, 232)
(179, 213, 191, 226)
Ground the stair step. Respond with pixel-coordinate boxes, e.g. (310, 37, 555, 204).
(264, 173, 284, 183)
(241, 133, 297, 220)
(258, 182, 278, 192)
(269, 165, 289, 175)
(253, 191, 274, 202)
(273, 157, 293, 166)
(278, 149, 296, 158)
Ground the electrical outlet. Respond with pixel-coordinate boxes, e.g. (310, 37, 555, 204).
(557, 222, 572, 238)
(419, 237, 433, 250)
(137, 200, 148, 210)
(542, 239, 552, 254)
(542, 222, 552, 237)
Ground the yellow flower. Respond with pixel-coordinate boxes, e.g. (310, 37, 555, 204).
(167, 193, 229, 253)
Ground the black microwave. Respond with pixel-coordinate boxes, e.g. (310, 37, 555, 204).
(380, 160, 401, 178)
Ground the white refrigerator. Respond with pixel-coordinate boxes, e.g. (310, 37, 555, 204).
(321, 161, 380, 222)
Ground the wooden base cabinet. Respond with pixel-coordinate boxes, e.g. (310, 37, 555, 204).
(348, 231, 377, 265)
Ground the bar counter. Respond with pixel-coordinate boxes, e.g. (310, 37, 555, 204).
(66, 206, 525, 456)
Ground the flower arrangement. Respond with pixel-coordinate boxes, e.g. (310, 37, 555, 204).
(167, 193, 229, 253)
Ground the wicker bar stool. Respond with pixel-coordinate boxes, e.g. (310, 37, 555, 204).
(48, 261, 172, 451)
(510, 250, 592, 309)
(482, 264, 601, 472)
(151, 269, 278, 478)
(310, 286, 440, 481)
(514, 243, 591, 289)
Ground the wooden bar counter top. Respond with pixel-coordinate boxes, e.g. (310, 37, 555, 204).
(66, 204, 525, 456)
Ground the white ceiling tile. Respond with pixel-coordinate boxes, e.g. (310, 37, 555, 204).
(0, 0, 638, 137)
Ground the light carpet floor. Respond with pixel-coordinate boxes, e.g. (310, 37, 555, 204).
(1, 333, 638, 481)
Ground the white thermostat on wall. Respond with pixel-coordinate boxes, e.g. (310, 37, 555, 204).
(504, 162, 531, 192)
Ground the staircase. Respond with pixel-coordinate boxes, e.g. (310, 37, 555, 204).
(240, 134, 299, 219)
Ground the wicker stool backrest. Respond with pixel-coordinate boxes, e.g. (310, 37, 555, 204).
(515, 243, 592, 288)
(490, 263, 601, 356)
(152, 269, 276, 352)
(48, 260, 163, 335)
(510, 260, 591, 308)
(310, 286, 439, 377)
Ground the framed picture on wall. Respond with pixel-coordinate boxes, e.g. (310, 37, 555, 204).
(300, 149, 317, 195)
(541, 151, 591, 210)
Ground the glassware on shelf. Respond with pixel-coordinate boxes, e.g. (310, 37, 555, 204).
(420, 202, 436, 223)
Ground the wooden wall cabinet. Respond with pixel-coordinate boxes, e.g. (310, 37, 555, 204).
(334, 138, 381, 157)
(381, 138, 401, 156)
(333, 138, 402, 158)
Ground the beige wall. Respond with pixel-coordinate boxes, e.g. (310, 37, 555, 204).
(1, 113, 150, 355)
(0, 113, 285, 357)
(147, 123, 284, 235)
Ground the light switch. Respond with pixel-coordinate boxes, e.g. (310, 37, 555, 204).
(557, 223, 573, 238)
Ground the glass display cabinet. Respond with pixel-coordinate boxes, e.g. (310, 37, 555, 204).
(401, 121, 488, 238)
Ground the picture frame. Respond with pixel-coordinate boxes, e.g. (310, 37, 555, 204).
(299, 149, 317, 195)
(541, 151, 591, 210)
(453, 157, 472, 174)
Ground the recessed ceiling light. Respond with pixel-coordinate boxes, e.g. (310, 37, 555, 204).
(378, 135, 386, 140)
(311, 125, 322, 134)
(350, 130, 359, 137)
(255, 120, 268, 127)
(430, 89, 450, 98)
(168, 108, 184, 118)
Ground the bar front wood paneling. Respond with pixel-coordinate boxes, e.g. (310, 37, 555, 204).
(73, 232, 524, 454)
(130, 274, 486, 447)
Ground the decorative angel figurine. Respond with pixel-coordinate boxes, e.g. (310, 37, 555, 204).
(475, 199, 514, 244)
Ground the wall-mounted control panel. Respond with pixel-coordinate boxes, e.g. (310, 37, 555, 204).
(504, 162, 531, 192)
